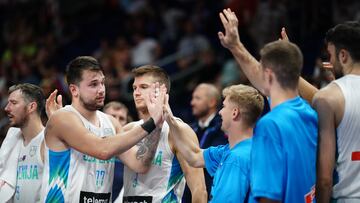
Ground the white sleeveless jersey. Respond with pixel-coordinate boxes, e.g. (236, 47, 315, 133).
(332, 75, 360, 201)
(13, 130, 44, 203)
(41, 105, 116, 203)
(122, 120, 185, 203)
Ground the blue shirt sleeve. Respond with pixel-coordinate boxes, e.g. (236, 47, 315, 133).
(203, 145, 226, 177)
(251, 118, 284, 201)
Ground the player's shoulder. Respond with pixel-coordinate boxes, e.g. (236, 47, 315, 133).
(312, 83, 342, 107)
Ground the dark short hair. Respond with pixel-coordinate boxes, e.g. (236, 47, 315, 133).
(132, 65, 171, 93)
(260, 41, 303, 90)
(66, 56, 102, 85)
(8, 83, 45, 116)
(325, 21, 360, 62)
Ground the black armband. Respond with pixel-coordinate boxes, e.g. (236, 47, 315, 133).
(141, 117, 156, 134)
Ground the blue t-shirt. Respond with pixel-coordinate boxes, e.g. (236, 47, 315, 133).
(250, 96, 318, 203)
(203, 138, 252, 203)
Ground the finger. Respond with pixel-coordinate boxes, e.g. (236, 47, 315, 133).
(281, 27, 289, 41)
(322, 62, 333, 69)
(46, 89, 58, 103)
(56, 94, 63, 107)
(219, 12, 229, 28)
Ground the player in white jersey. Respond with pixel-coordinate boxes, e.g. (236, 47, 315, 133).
(1, 83, 45, 203)
(298, 22, 360, 202)
(42, 56, 166, 202)
(120, 65, 207, 203)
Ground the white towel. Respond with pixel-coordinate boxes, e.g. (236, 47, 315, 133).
(0, 127, 22, 203)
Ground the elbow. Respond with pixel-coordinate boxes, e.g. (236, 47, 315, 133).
(98, 151, 112, 160)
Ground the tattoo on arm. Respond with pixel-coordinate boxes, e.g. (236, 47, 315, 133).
(136, 127, 161, 166)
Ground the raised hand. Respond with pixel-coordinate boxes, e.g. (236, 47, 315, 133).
(163, 93, 174, 124)
(218, 8, 241, 50)
(280, 27, 289, 41)
(46, 89, 63, 118)
(145, 83, 167, 126)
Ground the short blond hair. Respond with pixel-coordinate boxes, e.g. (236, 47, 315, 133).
(222, 84, 264, 127)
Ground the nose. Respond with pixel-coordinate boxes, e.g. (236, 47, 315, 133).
(4, 103, 10, 113)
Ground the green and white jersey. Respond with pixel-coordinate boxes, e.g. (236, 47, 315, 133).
(14, 130, 44, 203)
(123, 120, 185, 203)
(41, 105, 116, 203)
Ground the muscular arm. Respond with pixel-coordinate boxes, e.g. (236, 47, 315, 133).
(118, 122, 162, 173)
(218, 9, 265, 94)
(170, 128, 207, 203)
(313, 87, 339, 202)
(167, 117, 205, 168)
(298, 77, 319, 104)
(45, 110, 151, 160)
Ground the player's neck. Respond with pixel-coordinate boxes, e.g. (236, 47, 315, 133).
(228, 125, 253, 149)
(269, 86, 298, 109)
(21, 116, 44, 146)
(344, 63, 360, 76)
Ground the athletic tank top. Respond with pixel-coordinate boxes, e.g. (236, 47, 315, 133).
(332, 75, 360, 200)
(14, 130, 44, 203)
(123, 120, 185, 203)
(41, 105, 116, 203)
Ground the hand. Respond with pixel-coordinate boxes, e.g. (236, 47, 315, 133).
(218, 8, 241, 50)
(46, 89, 63, 118)
(163, 93, 175, 124)
(279, 27, 289, 41)
(145, 83, 167, 126)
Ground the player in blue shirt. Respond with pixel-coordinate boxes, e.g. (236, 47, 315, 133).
(164, 84, 264, 203)
(218, 8, 318, 203)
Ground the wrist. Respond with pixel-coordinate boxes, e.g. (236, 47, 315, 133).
(141, 117, 156, 134)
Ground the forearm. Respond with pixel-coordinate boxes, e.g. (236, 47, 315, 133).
(168, 119, 203, 167)
(316, 181, 332, 203)
(101, 126, 149, 160)
(229, 43, 264, 93)
(191, 185, 208, 203)
(298, 77, 318, 104)
(134, 127, 162, 168)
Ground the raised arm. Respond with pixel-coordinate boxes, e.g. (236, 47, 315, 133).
(218, 8, 264, 93)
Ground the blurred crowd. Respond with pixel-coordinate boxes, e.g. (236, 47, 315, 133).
(1, 0, 360, 142)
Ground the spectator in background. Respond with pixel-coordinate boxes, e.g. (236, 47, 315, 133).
(103, 101, 133, 202)
(182, 83, 228, 202)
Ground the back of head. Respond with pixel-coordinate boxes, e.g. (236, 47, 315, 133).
(222, 84, 264, 127)
(325, 21, 360, 62)
(132, 65, 171, 93)
(8, 83, 45, 116)
(260, 41, 303, 90)
(66, 56, 102, 85)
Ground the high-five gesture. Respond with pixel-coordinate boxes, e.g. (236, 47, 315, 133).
(145, 82, 167, 126)
(218, 8, 241, 50)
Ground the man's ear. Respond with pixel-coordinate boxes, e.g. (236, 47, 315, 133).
(232, 107, 240, 120)
(338, 49, 350, 65)
(69, 84, 78, 97)
(27, 101, 37, 114)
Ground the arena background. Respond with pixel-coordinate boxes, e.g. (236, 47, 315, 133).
(1, 0, 359, 143)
